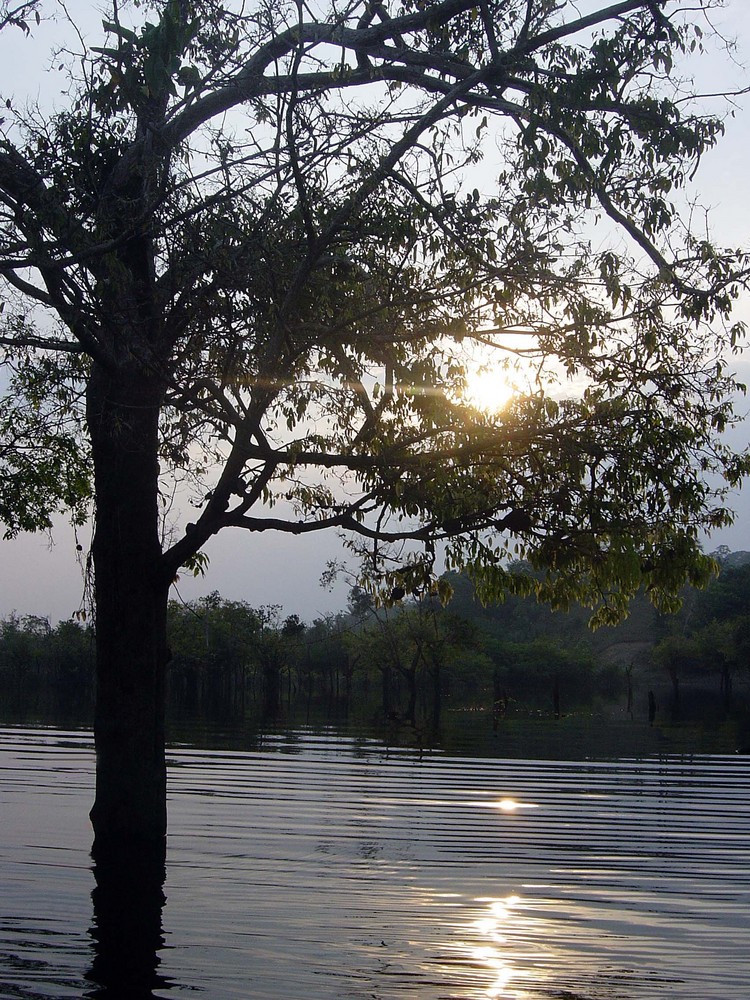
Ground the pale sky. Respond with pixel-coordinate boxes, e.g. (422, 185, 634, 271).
(1, 2, 750, 626)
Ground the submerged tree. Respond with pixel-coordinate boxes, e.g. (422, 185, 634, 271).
(1, 0, 748, 850)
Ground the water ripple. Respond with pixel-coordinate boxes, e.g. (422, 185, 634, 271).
(0, 726, 748, 998)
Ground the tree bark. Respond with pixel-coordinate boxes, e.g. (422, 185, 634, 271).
(87, 363, 169, 854)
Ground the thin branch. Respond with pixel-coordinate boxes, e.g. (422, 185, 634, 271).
(220, 510, 441, 545)
(0, 333, 84, 353)
(518, 0, 657, 56)
(0, 1, 39, 34)
(1, 268, 55, 306)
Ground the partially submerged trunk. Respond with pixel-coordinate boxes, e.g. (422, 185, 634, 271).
(88, 840, 167, 993)
(87, 363, 169, 854)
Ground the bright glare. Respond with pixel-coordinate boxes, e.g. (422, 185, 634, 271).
(463, 367, 516, 413)
(470, 895, 523, 998)
(497, 798, 519, 812)
(492, 896, 520, 915)
(493, 798, 539, 813)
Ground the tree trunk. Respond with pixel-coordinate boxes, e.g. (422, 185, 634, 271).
(431, 658, 442, 725)
(88, 843, 167, 994)
(87, 364, 169, 854)
(403, 667, 417, 726)
(261, 656, 281, 718)
(381, 663, 392, 716)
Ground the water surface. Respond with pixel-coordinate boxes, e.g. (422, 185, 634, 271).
(1, 724, 749, 998)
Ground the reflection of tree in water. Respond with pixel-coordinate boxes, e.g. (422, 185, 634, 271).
(85, 842, 173, 999)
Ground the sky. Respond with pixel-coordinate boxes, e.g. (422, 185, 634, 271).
(1, 2, 750, 626)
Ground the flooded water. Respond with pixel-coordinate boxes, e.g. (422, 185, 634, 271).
(1, 722, 749, 999)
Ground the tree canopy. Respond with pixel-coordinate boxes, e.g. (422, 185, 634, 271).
(1, 1, 748, 623)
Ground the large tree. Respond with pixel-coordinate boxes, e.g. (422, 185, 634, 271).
(1, 0, 748, 851)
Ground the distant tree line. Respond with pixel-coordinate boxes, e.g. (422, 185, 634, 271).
(1, 553, 749, 727)
(652, 552, 750, 711)
(0, 613, 95, 717)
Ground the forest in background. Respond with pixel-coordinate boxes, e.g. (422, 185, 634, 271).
(2, 549, 749, 729)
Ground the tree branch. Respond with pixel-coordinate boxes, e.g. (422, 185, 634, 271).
(519, 0, 659, 56)
(0, 333, 84, 353)
(0, 147, 112, 365)
(0, 1, 40, 34)
(1, 267, 55, 306)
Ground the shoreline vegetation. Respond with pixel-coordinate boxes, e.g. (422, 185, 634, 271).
(2, 554, 749, 739)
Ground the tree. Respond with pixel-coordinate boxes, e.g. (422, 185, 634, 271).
(167, 592, 262, 711)
(1, 0, 748, 853)
(0, 613, 95, 713)
(653, 560, 750, 705)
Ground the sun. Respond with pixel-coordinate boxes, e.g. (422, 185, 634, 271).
(463, 367, 516, 413)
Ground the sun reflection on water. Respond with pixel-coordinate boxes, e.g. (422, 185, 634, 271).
(434, 797, 545, 997)
(470, 894, 523, 998)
